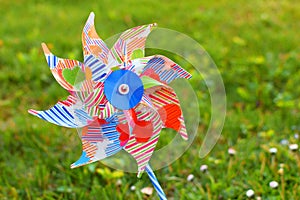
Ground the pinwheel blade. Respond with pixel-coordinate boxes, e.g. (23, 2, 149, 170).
(71, 115, 122, 168)
(28, 95, 92, 128)
(82, 12, 109, 63)
(82, 13, 111, 82)
(146, 86, 188, 140)
(108, 23, 157, 68)
(76, 82, 107, 108)
(119, 103, 162, 177)
(42, 43, 93, 92)
(140, 55, 192, 84)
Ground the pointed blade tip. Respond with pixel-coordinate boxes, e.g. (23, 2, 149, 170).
(89, 12, 95, 20)
(28, 109, 38, 116)
(41, 43, 51, 54)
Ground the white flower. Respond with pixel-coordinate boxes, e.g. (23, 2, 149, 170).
(200, 165, 208, 172)
(130, 185, 136, 191)
(187, 174, 194, 182)
(269, 181, 279, 188)
(280, 139, 289, 146)
(294, 133, 299, 139)
(278, 168, 284, 175)
(228, 147, 237, 156)
(279, 163, 285, 168)
(141, 187, 153, 196)
(269, 147, 277, 154)
(289, 144, 298, 151)
(246, 189, 255, 198)
(116, 179, 122, 186)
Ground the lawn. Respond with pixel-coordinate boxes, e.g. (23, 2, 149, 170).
(0, 0, 300, 199)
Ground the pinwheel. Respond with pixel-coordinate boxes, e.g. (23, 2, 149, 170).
(29, 12, 192, 199)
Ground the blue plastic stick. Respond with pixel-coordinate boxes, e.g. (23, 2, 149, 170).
(145, 164, 167, 200)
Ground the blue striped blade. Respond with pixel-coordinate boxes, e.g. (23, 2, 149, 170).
(29, 103, 92, 128)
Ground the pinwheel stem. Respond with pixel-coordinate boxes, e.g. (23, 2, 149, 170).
(145, 164, 167, 200)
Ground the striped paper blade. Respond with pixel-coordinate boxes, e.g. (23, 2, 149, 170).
(107, 23, 157, 68)
(28, 95, 93, 128)
(122, 102, 163, 177)
(140, 55, 192, 84)
(71, 115, 122, 168)
(41, 43, 94, 92)
(145, 86, 188, 140)
(82, 12, 109, 64)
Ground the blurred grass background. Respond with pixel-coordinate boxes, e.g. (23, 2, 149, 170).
(1, 0, 300, 199)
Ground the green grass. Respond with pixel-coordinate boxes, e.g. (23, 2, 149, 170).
(1, 0, 300, 199)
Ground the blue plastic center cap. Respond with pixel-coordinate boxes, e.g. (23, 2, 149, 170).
(104, 69, 144, 110)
